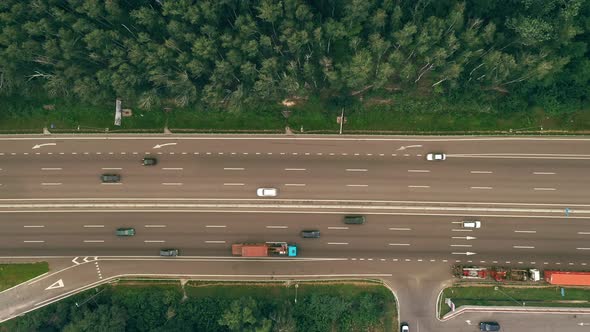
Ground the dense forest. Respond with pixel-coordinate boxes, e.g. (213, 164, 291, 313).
(0, 0, 589, 114)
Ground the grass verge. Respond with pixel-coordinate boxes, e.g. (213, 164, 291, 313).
(439, 285, 590, 318)
(0, 262, 49, 292)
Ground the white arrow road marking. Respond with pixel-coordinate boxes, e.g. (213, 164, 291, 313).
(465, 320, 472, 325)
(72, 257, 80, 265)
(396, 144, 423, 151)
(45, 279, 64, 290)
(452, 252, 477, 255)
(451, 236, 477, 240)
(83, 257, 92, 263)
(32, 143, 56, 149)
(153, 143, 177, 149)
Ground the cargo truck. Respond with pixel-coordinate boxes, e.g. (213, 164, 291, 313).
(232, 242, 298, 257)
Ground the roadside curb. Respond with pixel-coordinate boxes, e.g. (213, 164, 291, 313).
(441, 305, 590, 321)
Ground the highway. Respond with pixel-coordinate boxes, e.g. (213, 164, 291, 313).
(1, 134, 590, 331)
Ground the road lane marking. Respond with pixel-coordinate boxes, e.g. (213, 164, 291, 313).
(450, 244, 473, 247)
(408, 185, 430, 188)
(328, 227, 349, 230)
(284, 168, 306, 171)
(346, 184, 368, 187)
(205, 240, 226, 244)
(577, 248, 590, 250)
(470, 171, 493, 174)
(328, 242, 349, 245)
(285, 184, 306, 186)
(224, 183, 244, 186)
(101, 167, 122, 170)
(206, 225, 226, 228)
(144, 225, 166, 228)
(514, 230, 537, 233)
(162, 183, 183, 186)
(144, 240, 165, 243)
(407, 170, 430, 173)
(346, 169, 367, 172)
(389, 228, 412, 231)
(513, 246, 535, 249)
(224, 168, 245, 171)
(41, 183, 62, 186)
(162, 168, 183, 171)
(23, 240, 45, 243)
(534, 187, 556, 191)
(83, 240, 104, 243)
(470, 187, 492, 190)
(577, 232, 590, 235)
(83, 225, 104, 228)
(533, 172, 556, 175)
(266, 226, 288, 229)
(452, 229, 472, 232)
(41, 168, 62, 171)
(388, 243, 410, 246)
(101, 183, 122, 185)
(24, 225, 45, 228)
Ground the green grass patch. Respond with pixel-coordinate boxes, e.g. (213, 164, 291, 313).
(0, 262, 49, 292)
(167, 106, 285, 132)
(439, 285, 590, 318)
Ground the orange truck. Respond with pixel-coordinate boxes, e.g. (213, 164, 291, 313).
(231, 242, 298, 257)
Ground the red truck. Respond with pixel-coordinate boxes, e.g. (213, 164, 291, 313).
(231, 242, 298, 257)
(545, 271, 590, 286)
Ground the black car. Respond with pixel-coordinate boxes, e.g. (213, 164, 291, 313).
(142, 157, 157, 166)
(101, 174, 121, 183)
(480, 321, 500, 331)
(300, 230, 320, 238)
(343, 215, 365, 224)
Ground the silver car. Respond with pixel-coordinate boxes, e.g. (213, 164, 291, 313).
(256, 188, 278, 197)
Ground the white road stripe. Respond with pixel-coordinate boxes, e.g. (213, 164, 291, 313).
(471, 187, 493, 190)
(389, 228, 412, 231)
(284, 168, 306, 171)
(450, 244, 473, 247)
(576, 248, 590, 250)
(346, 169, 367, 172)
(388, 243, 410, 246)
(534, 187, 556, 191)
(266, 226, 288, 229)
(101, 167, 122, 170)
(224, 168, 245, 171)
(328, 227, 349, 230)
(162, 168, 183, 171)
(83, 240, 104, 243)
(513, 246, 535, 249)
(23, 225, 45, 228)
(83, 225, 104, 228)
(41, 168, 62, 171)
(144, 225, 166, 228)
(452, 229, 473, 232)
(23, 240, 44, 243)
(514, 230, 537, 233)
(577, 232, 590, 235)
(470, 171, 493, 174)
(144, 240, 165, 243)
(533, 172, 556, 175)
(224, 183, 244, 186)
(205, 240, 226, 244)
(408, 170, 430, 173)
(162, 183, 183, 186)
(41, 183, 62, 186)
(328, 242, 349, 245)
(206, 225, 227, 228)
(285, 184, 306, 186)
(346, 184, 368, 187)
(101, 183, 122, 185)
(408, 185, 430, 188)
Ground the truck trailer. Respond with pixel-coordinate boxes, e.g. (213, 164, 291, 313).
(232, 242, 298, 257)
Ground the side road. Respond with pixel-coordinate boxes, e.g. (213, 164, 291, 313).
(442, 305, 590, 321)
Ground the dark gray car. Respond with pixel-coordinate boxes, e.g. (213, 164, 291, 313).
(301, 230, 320, 238)
(160, 249, 179, 256)
(479, 322, 500, 331)
(142, 157, 157, 166)
(101, 174, 121, 183)
(343, 215, 365, 224)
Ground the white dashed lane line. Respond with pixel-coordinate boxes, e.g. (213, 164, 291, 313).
(346, 169, 367, 172)
(328, 227, 349, 230)
(101, 167, 122, 170)
(513, 245, 535, 249)
(452, 229, 472, 232)
(144, 225, 166, 228)
(408, 185, 430, 188)
(23, 225, 45, 228)
(450, 244, 473, 247)
(84, 240, 104, 243)
(388, 243, 410, 246)
(328, 242, 349, 245)
(346, 184, 368, 187)
(577, 232, 590, 235)
(162, 183, 183, 186)
(577, 248, 590, 250)
(224, 168, 245, 171)
(144, 240, 165, 243)
(224, 183, 245, 186)
(206, 225, 227, 228)
(284, 168, 306, 171)
(470, 186, 493, 190)
(534, 187, 557, 191)
(533, 172, 556, 175)
(101, 183, 122, 185)
(470, 171, 493, 174)
(389, 228, 412, 231)
(407, 170, 430, 173)
(41, 168, 62, 171)
(41, 183, 62, 186)
(514, 230, 537, 233)
(83, 225, 105, 228)
(205, 240, 226, 244)
(162, 168, 183, 171)
(23, 240, 44, 243)
(266, 226, 288, 229)
(284, 184, 306, 186)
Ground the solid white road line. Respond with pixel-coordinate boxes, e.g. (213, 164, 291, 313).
(144, 240, 165, 243)
(408, 185, 430, 188)
(285, 184, 306, 186)
(83, 240, 104, 243)
(534, 188, 556, 191)
(205, 240, 226, 244)
(162, 183, 183, 186)
(41, 168, 62, 171)
(514, 230, 537, 233)
(284, 168, 306, 171)
(23, 240, 44, 243)
(266, 226, 288, 229)
(328, 227, 349, 230)
(162, 168, 183, 171)
(470, 171, 493, 174)
(83, 225, 104, 228)
(224, 183, 244, 186)
(388, 243, 410, 246)
(346, 184, 368, 187)
(41, 183, 62, 186)
(144, 225, 166, 228)
(206, 225, 227, 228)
(389, 227, 412, 231)
(346, 169, 367, 172)
(533, 172, 556, 175)
(470, 187, 493, 190)
(328, 242, 349, 245)
(224, 168, 245, 171)
(513, 246, 535, 249)
(408, 170, 430, 173)
(101, 167, 122, 170)
(24, 225, 45, 228)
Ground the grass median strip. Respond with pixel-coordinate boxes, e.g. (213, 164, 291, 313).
(0, 262, 49, 292)
(439, 285, 590, 318)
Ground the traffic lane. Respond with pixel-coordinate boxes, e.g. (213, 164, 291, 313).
(439, 311, 590, 332)
(2, 135, 590, 156)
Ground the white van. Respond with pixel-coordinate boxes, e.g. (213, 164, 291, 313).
(462, 220, 481, 228)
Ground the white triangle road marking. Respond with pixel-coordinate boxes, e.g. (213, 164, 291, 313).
(45, 279, 64, 290)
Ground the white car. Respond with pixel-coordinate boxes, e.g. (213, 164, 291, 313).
(426, 152, 446, 161)
(462, 220, 481, 228)
(256, 188, 278, 197)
